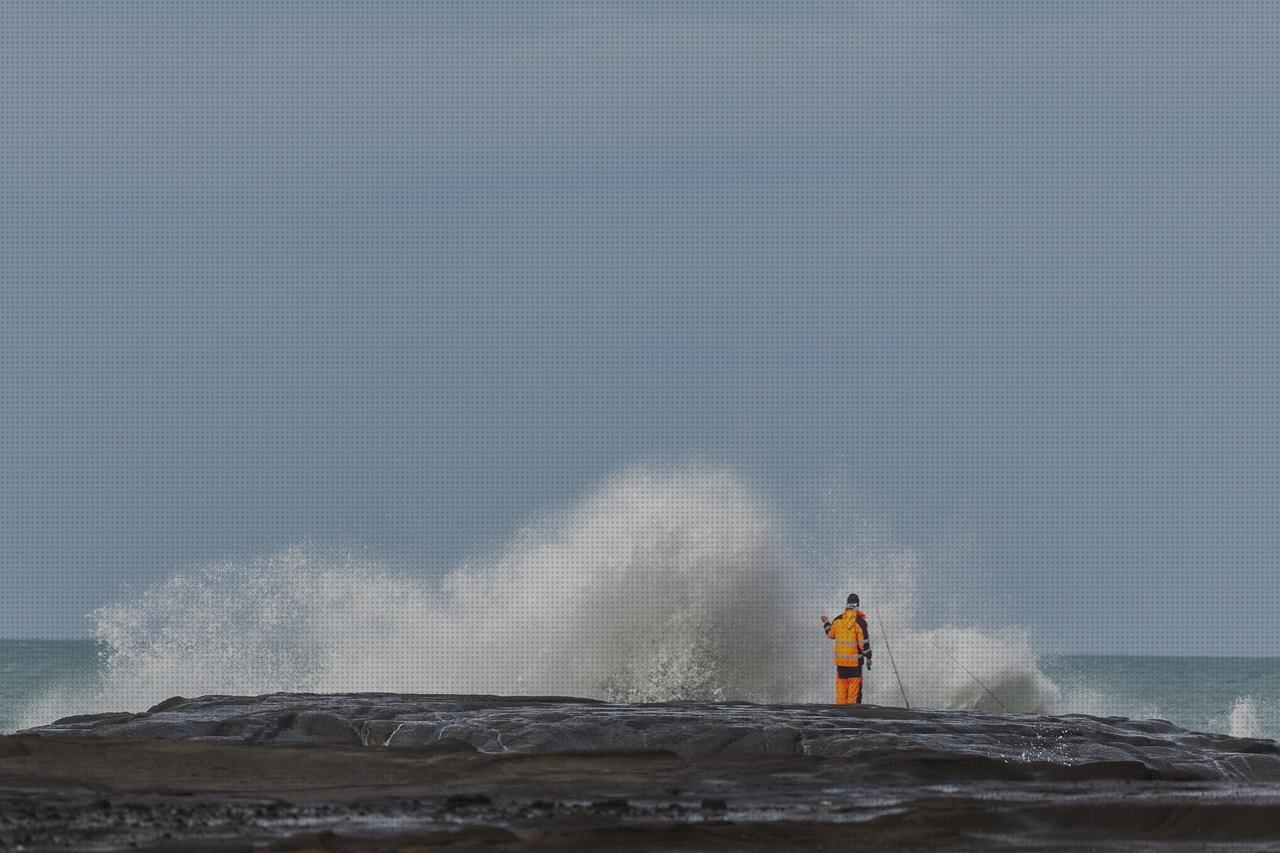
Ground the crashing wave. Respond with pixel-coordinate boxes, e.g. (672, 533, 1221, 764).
(21, 465, 1061, 726)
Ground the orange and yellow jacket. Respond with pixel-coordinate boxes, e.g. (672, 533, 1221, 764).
(824, 608, 872, 668)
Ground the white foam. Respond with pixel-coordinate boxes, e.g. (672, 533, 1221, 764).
(1228, 696, 1262, 739)
(19, 465, 1062, 727)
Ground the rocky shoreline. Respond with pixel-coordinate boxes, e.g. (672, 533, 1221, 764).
(3, 693, 1280, 850)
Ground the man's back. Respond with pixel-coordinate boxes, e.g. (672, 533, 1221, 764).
(823, 604, 872, 705)
(827, 610, 867, 666)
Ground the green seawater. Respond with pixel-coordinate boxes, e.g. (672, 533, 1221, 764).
(1040, 654, 1280, 740)
(0, 640, 102, 733)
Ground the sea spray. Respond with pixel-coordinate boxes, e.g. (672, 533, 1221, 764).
(876, 627, 1060, 713)
(1228, 697, 1262, 739)
(19, 464, 1061, 726)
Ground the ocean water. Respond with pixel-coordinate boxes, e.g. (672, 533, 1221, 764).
(1, 640, 102, 734)
(2, 639, 1277, 741)
(1039, 654, 1280, 741)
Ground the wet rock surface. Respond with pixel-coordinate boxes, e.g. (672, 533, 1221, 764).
(3, 693, 1280, 850)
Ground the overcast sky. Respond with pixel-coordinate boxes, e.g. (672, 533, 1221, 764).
(2, 1, 1276, 654)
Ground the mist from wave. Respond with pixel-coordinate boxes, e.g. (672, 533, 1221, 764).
(13, 465, 1103, 727)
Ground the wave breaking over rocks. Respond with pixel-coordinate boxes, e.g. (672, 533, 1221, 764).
(5, 693, 1280, 851)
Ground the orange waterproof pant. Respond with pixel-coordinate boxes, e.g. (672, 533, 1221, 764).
(835, 676, 862, 705)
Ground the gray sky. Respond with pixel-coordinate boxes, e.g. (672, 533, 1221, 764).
(2, 2, 1277, 654)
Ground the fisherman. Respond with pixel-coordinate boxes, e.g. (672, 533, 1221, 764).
(822, 594, 872, 705)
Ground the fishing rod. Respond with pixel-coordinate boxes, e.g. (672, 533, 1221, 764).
(875, 612, 911, 710)
(933, 639, 1011, 713)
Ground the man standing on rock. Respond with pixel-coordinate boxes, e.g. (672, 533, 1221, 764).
(822, 594, 872, 705)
